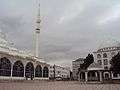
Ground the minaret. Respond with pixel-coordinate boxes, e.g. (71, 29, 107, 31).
(35, 0, 41, 58)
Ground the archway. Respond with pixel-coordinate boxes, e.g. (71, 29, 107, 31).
(0, 57, 11, 76)
(25, 62, 34, 79)
(35, 65, 42, 77)
(88, 71, 99, 81)
(43, 66, 49, 78)
(12, 61, 24, 77)
(104, 72, 110, 80)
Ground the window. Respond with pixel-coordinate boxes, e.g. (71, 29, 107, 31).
(97, 54, 101, 58)
(113, 73, 118, 77)
(98, 60, 102, 65)
(103, 53, 107, 58)
(104, 66, 108, 70)
(104, 59, 108, 65)
(111, 52, 115, 57)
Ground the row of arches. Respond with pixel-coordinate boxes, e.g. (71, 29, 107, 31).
(79, 71, 111, 81)
(0, 57, 49, 78)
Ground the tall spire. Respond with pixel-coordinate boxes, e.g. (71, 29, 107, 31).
(36, 0, 41, 33)
(35, 0, 41, 58)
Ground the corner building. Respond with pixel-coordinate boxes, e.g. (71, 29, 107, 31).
(78, 41, 120, 82)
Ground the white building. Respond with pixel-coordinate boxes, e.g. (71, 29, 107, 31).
(78, 40, 120, 82)
(49, 65, 70, 80)
(72, 58, 84, 80)
(0, 30, 49, 80)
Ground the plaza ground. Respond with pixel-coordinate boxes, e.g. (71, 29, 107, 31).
(0, 81, 120, 90)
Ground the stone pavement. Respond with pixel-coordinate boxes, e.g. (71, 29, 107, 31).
(0, 81, 120, 90)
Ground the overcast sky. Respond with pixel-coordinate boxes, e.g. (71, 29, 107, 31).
(0, 0, 120, 67)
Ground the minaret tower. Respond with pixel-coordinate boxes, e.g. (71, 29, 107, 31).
(35, 0, 41, 58)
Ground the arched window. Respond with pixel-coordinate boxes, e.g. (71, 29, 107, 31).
(113, 73, 118, 77)
(12, 61, 24, 77)
(104, 73, 109, 79)
(97, 60, 102, 65)
(103, 53, 107, 58)
(25, 62, 34, 79)
(103, 59, 108, 65)
(97, 54, 101, 58)
(43, 66, 49, 78)
(0, 57, 11, 76)
(35, 65, 42, 77)
(111, 52, 115, 57)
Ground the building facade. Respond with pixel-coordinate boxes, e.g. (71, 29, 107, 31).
(72, 58, 84, 80)
(78, 42, 120, 82)
(49, 65, 70, 80)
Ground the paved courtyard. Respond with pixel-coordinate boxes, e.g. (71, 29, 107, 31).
(0, 81, 120, 90)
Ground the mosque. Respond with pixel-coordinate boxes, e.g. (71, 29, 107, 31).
(0, 1, 49, 80)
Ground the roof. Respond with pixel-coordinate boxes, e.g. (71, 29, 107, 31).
(88, 63, 103, 70)
(73, 58, 84, 62)
(0, 30, 34, 58)
(98, 38, 120, 50)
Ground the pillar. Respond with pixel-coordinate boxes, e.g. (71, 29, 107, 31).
(95, 72, 98, 77)
(95, 72, 98, 81)
(99, 71, 102, 82)
(34, 67, 35, 80)
(11, 64, 13, 78)
(80, 73, 82, 80)
(24, 64, 26, 78)
(85, 72, 88, 82)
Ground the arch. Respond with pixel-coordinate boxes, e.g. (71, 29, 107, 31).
(35, 65, 42, 77)
(12, 61, 24, 77)
(88, 71, 96, 77)
(103, 53, 107, 58)
(0, 57, 11, 76)
(97, 60, 102, 65)
(43, 66, 49, 78)
(88, 71, 99, 81)
(104, 72, 110, 79)
(25, 62, 34, 79)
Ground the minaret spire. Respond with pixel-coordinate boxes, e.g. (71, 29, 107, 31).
(36, 0, 41, 33)
(35, 0, 41, 58)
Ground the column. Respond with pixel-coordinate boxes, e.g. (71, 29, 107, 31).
(24, 65, 26, 79)
(95, 72, 98, 81)
(33, 67, 35, 80)
(80, 73, 82, 81)
(42, 67, 44, 79)
(99, 71, 102, 82)
(11, 63, 13, 78)
(85, 72, 88, 82)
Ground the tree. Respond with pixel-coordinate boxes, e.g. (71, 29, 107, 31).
(79, 54, 94, 71)
(110, 53, 120, 74)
